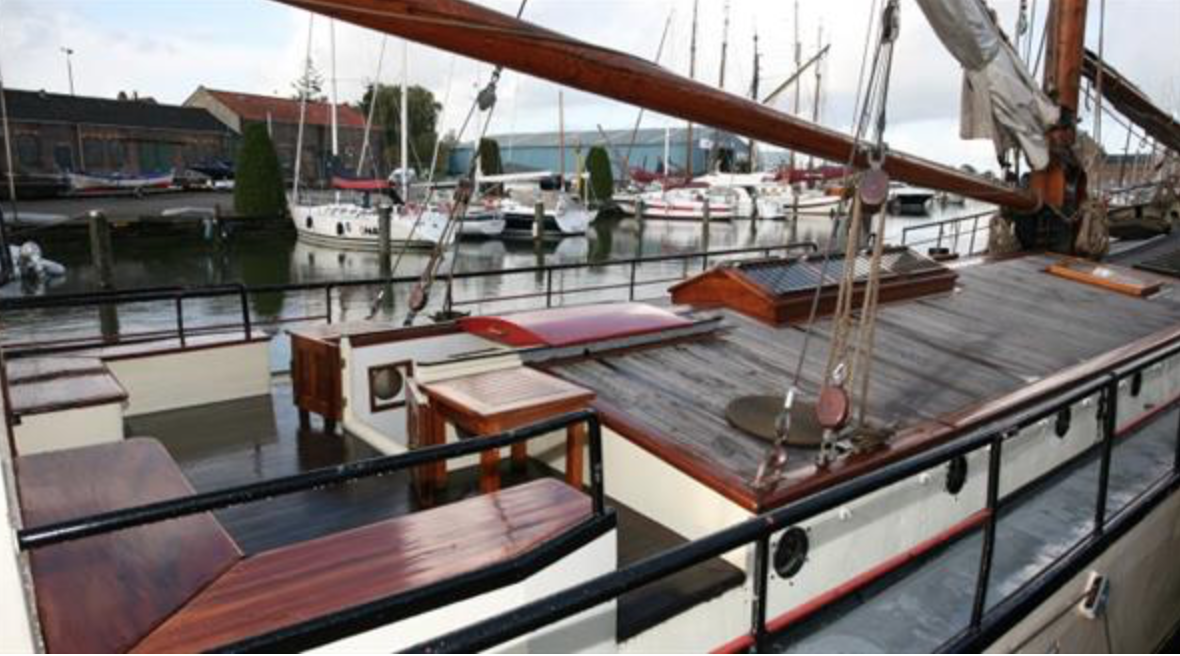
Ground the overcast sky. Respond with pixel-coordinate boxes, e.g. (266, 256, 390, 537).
(3, 0, 1177, 172)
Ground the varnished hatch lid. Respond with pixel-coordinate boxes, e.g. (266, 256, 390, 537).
(460, 302, 692, 348)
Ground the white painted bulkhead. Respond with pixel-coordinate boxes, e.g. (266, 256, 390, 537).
(601, 348, 1180, 651)
(13, 402, 124, 457)
(108, 341, 271, 417)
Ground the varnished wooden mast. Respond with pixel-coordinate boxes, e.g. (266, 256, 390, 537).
(275, 0, 1039, 211)
(1032, 0, 1089, 209)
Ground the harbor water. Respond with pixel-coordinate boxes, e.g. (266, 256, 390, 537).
(0, 196, 993, 370)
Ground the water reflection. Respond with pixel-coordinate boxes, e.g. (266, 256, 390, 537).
(1, 201, 992, 346)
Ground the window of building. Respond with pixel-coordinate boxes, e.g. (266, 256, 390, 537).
(15, 135, 40, 168)
(53, 144, 74, 172)
(108, 141, 126, 170)
(83, 139, 106, 171)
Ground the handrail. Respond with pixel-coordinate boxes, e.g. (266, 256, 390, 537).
(405, 334, 1180, 653)
(17, 409, 605, 550)
(900, 209, 995, 258)
(0, 241, 817, 353)
(0, 242, 819, 312)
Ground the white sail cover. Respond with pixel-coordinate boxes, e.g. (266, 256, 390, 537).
(915, 0, 1060, 170)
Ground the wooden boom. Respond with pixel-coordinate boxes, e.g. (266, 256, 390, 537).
(276, 0, 1040, 212)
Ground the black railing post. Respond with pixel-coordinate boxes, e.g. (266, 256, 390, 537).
(239, 285, 252, 340)
(174, 295, 186, 348)
(1174, 396, 1180, 474)
(751, 535, 771, 652)
(937, 223, 945, 251)
(971, 434, 1005, 628)
(628, 260, 637, 301)
(969, 215, 980, 255)
(324, 285, 333, 324)
(1095, 376, 1119, 531)
(545, 268, 554, 308)
(587, 415, 605, 517)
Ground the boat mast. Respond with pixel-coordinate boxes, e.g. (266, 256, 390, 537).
(0, 56, 17, 281)
(748, 29, 760, 171)
(1031, 0, 1089, 212)
(277, 0, 1039, 210)
(330, 20, 339, 160)
(357, 37, 387, 177)
(789, 0, 801, 172)
(558, 89, 566, 185)
(807, 24, 823, 173)
(292, 14, 313, 200)
(685, 0, 698, 180)
(712, 0, 730, 173)
(400, 38, 409, 194)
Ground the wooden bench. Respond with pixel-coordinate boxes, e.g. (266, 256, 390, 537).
(132, 477, 591, 653)
(5, 356, 126, 417)
(17, 438, 243, 654)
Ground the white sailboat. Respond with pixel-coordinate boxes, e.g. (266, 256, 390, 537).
(287, 18, 452, 251)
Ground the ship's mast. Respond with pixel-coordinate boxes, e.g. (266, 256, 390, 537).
(789, 0, 801, 172)
(685, 0, 698, 180)
(748, 29, 760, 172)
(808, 24, 823, 172)
(1031, 0, 1089, 223)
(400, 39, 409, 194)
(712, 0, 730, 172)
(330, 20, 339, 160)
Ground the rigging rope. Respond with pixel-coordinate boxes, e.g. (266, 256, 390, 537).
(753, 0, 896, 490)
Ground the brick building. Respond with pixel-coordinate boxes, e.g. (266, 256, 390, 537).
(0, 88, 234, 198)
(185, 87, 377, 186)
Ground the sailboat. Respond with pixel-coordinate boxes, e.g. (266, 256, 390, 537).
(4, 0, 1180, 654)
(287, 18, 451, 250)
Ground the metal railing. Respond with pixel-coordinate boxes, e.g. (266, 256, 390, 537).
(900, 209, 996, 258)
(0, 241, 817, 355)
(404, 335, 1180, 653)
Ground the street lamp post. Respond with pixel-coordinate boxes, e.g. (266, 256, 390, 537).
(60, 47, 75, 96)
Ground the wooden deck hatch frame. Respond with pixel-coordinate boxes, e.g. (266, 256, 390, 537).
(1046, 258, 1163, 297)
(668, 247, 958, 326)
(459, 302, 693, 348)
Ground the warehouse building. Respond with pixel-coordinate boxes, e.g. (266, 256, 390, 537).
(448, 127, 751, 179)
(0, 88, 234, 198)
(185, 87, 377, 186)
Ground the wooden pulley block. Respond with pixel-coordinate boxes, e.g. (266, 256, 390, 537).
(408, 285, 429, 312)
(816, 384, 851, 431)
(859, 168, 891, 210)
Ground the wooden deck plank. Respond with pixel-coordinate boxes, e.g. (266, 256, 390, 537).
(18, 438, 242, 654)
(132, 478, 591, 654)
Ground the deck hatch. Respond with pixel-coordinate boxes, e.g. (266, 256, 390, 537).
(669, 246, 958, 326)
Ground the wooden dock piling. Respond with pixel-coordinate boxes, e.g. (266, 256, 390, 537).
(87, 210, 120, 340)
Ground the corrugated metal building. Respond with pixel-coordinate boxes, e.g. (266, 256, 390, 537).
(448, 127, 749, 178)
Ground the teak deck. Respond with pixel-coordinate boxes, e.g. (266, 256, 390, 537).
(553, 254, 1180, 511)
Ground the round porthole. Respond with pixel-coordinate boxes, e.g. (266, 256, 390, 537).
(773, 527, 809, 579)
(1130, 372, 1143, 398)
(336, 222, 344, 236)
(946, 456, 968, 495)
(305, 216, 313, 229)
(372, 366, 404, 402)
(1054, 407, 1071, 439)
